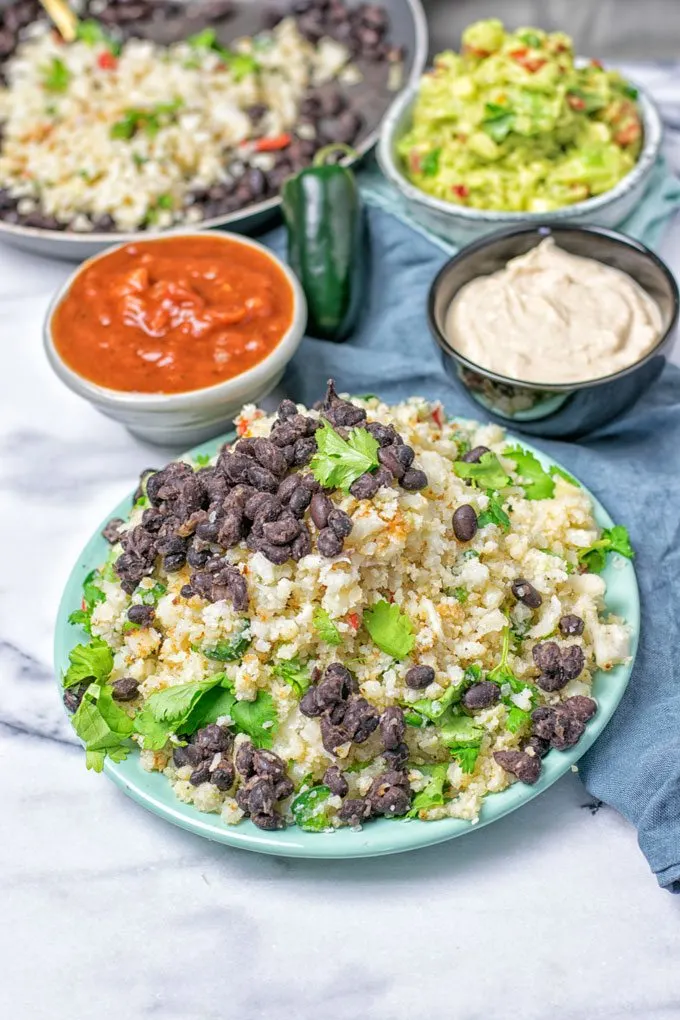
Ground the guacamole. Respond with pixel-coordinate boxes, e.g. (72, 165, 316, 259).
(398, 19, 643, 212)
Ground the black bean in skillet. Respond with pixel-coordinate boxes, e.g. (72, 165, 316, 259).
(460, 446, 490, 464)
(494, 750, 541, 785)
(338, 797, 372, 826)
(405, 664, 434, 690)
(400, 468, 428, 491)
(323, 765, 349, 797)
(310, 492, 332, 529)
(111, 677, 139, 702)
(127, 604, 155, 627)
(102, 517, 124, 544)
(317, 527, 344, 557)
(350, 472, 379, 500)
(463, 681, 500, 710)
(210, 759, 235, 791)
(452, 504, 478, 542)
(380, 706, 405, 750)
(511, 578, 543, 608)
(559, 614, 585, 637)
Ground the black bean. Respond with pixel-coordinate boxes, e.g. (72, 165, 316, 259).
(251, 811, 286, 830)
(222, 454, 252, 485)
(463, 681, 500, 710)
(338, 798, 372, 826)
(163, 552, 187, 573)
(327, 508, 353, 538)
(275, 776, 295, 800)
(247, 463, 279, 492)
(380, 706, 405, 750)
(111, 677, 139, 702)
(320, 715, 349, 755)
(210, 759, 235, 790)
(511, 578, 543, 608)
(245, 776, 276, 815)
(559, 614, 585, 637)
(102, 517, 124, 544)
(460, 445, 490, 464)
(172, 746, 190, 768)
(400, 469, 428, 491)
(561, 645, 585, 680)
(523, 735, 551, 759)
(310, 492, 333, 530)
(367, 771, 411, 816)
(383, 742, 409, 770)
(290, 525, 312, 560)
(494, 750, 541, 784)
(292, 437, 317, 466)
(323, 402, 366, 428)
(316, 674, 348, 711)
(365, 421, 400, 447)
(323, 765, 349, 797)
(299, 686, 323, 717)
(378, 446, 404, 479)
(550, 706, 586, 750)
(141, 507, 165, 533)
(289, 485, 313, 517)
(341, 697, 379, 743)
(277, 474, 300, 504)
(223, 484, 257, 511)
(245, 492, 279, 521)
(532, 642, 562, 674)
(452, 504, 478, 542)
(318, 527, 343, 557)
(245, 167, 266, 199)
(277, 398, 298, 419)
(234, 438, 258, 458)
(253, 437, 287, 476)
(405, 665, 434, 689)
(262, 516, 300, 546)
(235, 740, 255, 777)
(259, 541, 294, 565)
(563, 695, 597, 722)
(350, 472, 379, 500)
(536, 670, 569, 693)
(217, 511, 244, 548)
(374, 465, 394, 488)
(393, 445, 415, 471)
(190, 762, 212, 785)
(299, 473, 321, 492)
(531, 705, 557, 742)
(195, 723, 231, 754)
(324, 661, 356, 691)
(252, 748, 286, 780)
(184, 743, 207, 766)
(127, 604, 155, 626)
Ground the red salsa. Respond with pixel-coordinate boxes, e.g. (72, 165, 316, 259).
(52, 235, 294, 394)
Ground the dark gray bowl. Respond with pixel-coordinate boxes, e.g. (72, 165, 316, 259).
(428, 225, 679, 439)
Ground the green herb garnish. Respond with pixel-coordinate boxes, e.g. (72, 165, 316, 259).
(63, 637, 113, 689)
(312, 607, 342, 646)
(549, 464, 580, 487)
(196, 627, 251, 662)
(578, 525, 634, 573)
(272, 657, 311, 697)
(363, 599, 415, 660)
(481, 102, 515, 142)
(477, 490, 511, 531)
(71, 682, 134, 772)
(453, 451, 510, 491)
(505, 446, 555, 500)
(194, 453, 212, 467)
(310, 421, 379, 492)
(407, 764, 448, 817)
(68, 569, 106, 634)
(43, 58, 71, 93)
(445, 586, 468, 604)
(420, 147, 441, 176)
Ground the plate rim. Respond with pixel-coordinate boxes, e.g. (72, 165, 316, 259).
(53, 425, 640, 858)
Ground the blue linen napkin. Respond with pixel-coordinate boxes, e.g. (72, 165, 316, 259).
(260, 191, 680, 892)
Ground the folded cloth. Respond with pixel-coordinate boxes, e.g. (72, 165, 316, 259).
(261, 203, 680, 891)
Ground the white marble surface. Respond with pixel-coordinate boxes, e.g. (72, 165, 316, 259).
(3, 64, 680, 1020)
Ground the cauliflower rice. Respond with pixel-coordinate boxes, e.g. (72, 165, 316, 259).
(61, 390, 631, 832)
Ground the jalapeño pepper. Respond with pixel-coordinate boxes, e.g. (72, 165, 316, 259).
(281, 144, 366, 343)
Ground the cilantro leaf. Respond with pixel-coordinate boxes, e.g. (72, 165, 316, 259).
(505, 446, 555, 500)
(194, 453, 212, 467)
(42, 57, 71, 93)
(439, 714, 484, 748)
(309, 421, 379, 492)
(449, 744, 480, 774)
(313, 607, 342, 646)
(230, 691, 278, 748)
(197, 626, 251, 662)
(477, 490, 511, 531)
(272, 657, 311, 697)
(505, 704, 532, 733)
(411, 683, 463, 722)
(453, 452, 509, 490)
(445, 586, 468, 603)
(187, 27, 217, 48)
(550, 464, 580, 487)
(63, 637, 113, 689)
(407, 764, 448, 817)
(68, 569, 106, 633)
(364, 600, 415, 659)
(144, 676, 221, 724)
(403, 709, 428, 727)
(137, 582, 167, 607)
(183, 686, 237, 734)
(71, 682, 133, 768)
(420, 147, 441, 176)
(465, 664, 482, 682)
(292, 785, 332, 831)
(578, 525, 634, 573)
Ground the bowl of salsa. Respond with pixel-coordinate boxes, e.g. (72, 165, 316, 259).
(44, 232, 307, 445)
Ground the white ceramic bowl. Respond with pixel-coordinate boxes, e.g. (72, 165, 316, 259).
(43, 232, 307, 446)
(377, 80, 663, 247)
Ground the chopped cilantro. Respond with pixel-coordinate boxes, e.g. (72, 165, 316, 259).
(68, 569, 105, 634)
(138, 582, 167, 606)
(517, 30, 542, 47)
(42, 58, 71, 93)
(71, 682, 133, 771)
(229, 691, 278, 748)
(464, 664, 482, 682)
(411, 684, 463, 722)
(550, 464, 580, 487)
(403, 709, 428, 727)
(291, 785, 332, 831)
(111, 101, 182, 141)
(194, 452, 212, 467)
(272, 657, 311, 697)
(187, 27, 217, 48)
(364, 600, 415, 660)
(453, 452, 509, 491)
(445, 586, 468, 603)
(407, 764, 448, 817)
(477, 490, 511, 530)
(578, 525, 634, 573)
(505, 704, 532, 733)
(196, 627, 251, 662)
(420, 147, 441, 176)
(449, 744, 481, 774)
(505, 446, 555, 500)
(312, 607, 342, 646)
(462, 549, 480, 560)
(309, 421, 379, 492)
(63, 637, 113, 689)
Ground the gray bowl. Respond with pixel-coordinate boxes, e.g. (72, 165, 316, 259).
(427, 225, 679, 439)
(378, 79, 663, 247)
(0, 0, 428, 262)
(43, 232, 307, 446)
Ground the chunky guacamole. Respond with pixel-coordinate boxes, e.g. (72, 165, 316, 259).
(398, 19, 643, 212)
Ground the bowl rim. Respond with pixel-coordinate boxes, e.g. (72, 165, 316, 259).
(0, 0, 430, 248)
(43, 230, 308, 411)
(427, 223, 679, 392)
(377, 75, 663, 224)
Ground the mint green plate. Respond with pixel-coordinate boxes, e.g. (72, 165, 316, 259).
(54, 430, 640, 858)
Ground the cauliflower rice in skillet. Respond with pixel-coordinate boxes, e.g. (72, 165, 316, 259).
(61, 382, 633, 832)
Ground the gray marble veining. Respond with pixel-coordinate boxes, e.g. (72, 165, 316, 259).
(3, 62, 680, 1020)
